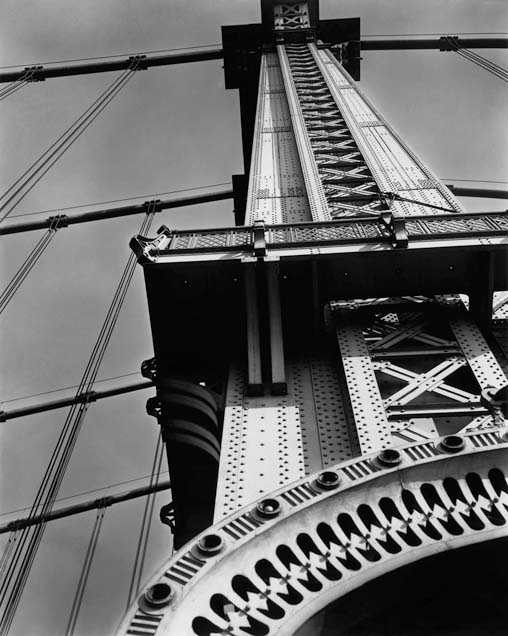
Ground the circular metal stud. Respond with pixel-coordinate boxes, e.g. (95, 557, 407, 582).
(256, 498, 281, 518)
(377, 448, 402, 467)
(441, 435, 466, 454)
(316, 470, 340, 490)
(197, 533, 224, 555)
(144, 582, 173, 608)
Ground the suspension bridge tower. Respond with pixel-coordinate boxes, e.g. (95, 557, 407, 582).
(120, 1, 508, 634)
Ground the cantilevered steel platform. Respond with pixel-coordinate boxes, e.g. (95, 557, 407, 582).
(132, 212, 507, 370)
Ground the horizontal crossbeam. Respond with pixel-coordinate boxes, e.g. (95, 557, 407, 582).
(0, 189, 233, 236)
(0, 379, 154, 422)
(360, 37, 508, 51)
(0, 38, 505, 83)
(0, 48, 224, 83)
(0, 479, 170, 534)
(446, 185, 508, 200)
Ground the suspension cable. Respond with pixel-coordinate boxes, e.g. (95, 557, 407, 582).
(64, 502, 109, 636)
(126, 432, 165, 609)
(136, 437, 165, 596)
(445, 37, 508, 83)
(0, 57, 142, 224)
(0, 206, 157, 635)
(0, 216, 61, 315)
(458, 48, 508, 82)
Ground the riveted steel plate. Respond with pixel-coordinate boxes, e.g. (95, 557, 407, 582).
(214, 357, 353, 520)
(246, 53, 311, 225)
(335, 323, 392, 453)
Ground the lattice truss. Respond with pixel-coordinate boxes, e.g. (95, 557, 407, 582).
(274, 3, 311, 30)
(333, 295, 508, 449)
(285, 43, 382, 218)
(272, 40, 468, 222)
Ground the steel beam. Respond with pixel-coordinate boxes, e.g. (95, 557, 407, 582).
(0, 380, 153, 422)
(266, 261, 286, 393)
(0, 480, 170, 534)
(0, 189, 233, 236)
(335, 321, 391, 454)
(244, 263, 263, 395)
(446, 185, 508, 200)
(0, 49, 224, 84)
(0, 37, 505, 85)
(360, 37, 508, 51)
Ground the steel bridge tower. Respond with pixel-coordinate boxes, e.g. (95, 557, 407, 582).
(119, 2, 508, 634)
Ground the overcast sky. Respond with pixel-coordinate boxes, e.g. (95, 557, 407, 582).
(0, 1, 507, 635)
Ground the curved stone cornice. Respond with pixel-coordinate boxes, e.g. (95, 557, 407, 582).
(117, 430, 508, 636)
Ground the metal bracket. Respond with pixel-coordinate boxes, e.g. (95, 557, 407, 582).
(380, 208, 408, 248)
(160, 502, 175, 532)
(481, 385, 508, 420)
(253, 219, 266, 257)
(141, 357, 157, 381)
(146, 396, 161, 419)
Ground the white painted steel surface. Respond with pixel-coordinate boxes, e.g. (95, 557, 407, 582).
(214, 357, 353, 520)
(245, 53, 312, 224)
(277, 45, 331, 221)
(335, 323, 392, 453)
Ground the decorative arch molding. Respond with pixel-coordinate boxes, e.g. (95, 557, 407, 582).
(117, 430, 508, 636)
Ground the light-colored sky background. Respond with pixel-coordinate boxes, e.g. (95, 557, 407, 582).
(0, 1, 507, 634)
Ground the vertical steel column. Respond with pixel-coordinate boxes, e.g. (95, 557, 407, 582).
(266, 261, 287, 394)
(469, 253, 495, 326)
(335, 320, 392, 454)
(244, 262, 263, 395)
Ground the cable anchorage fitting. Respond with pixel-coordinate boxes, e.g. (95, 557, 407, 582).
(48, 214, 68, 230)
(25, 65, 45, 82)
(94, 495, 114, 509)
(78, 390, 97, 405)
(128, 54, 148, 71)
(143, 199, 162, 215)
(440, 35, 459, 52)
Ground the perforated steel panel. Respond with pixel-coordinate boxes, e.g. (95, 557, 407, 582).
(245, 52, 311, 225)
(214, 357, 353, 520)
(449, 316, 508, 391)
(493, 291, 508, 320)
(335, 323, 392, 453)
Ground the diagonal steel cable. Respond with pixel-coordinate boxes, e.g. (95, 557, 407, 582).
(0, 206, 156, 635)
(0, 59, 141, 223)
(0, 216, 61, 315)
(125, 432, 164, 609)
(0, 68, 36, 102)
(64, 503, 108, 636)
